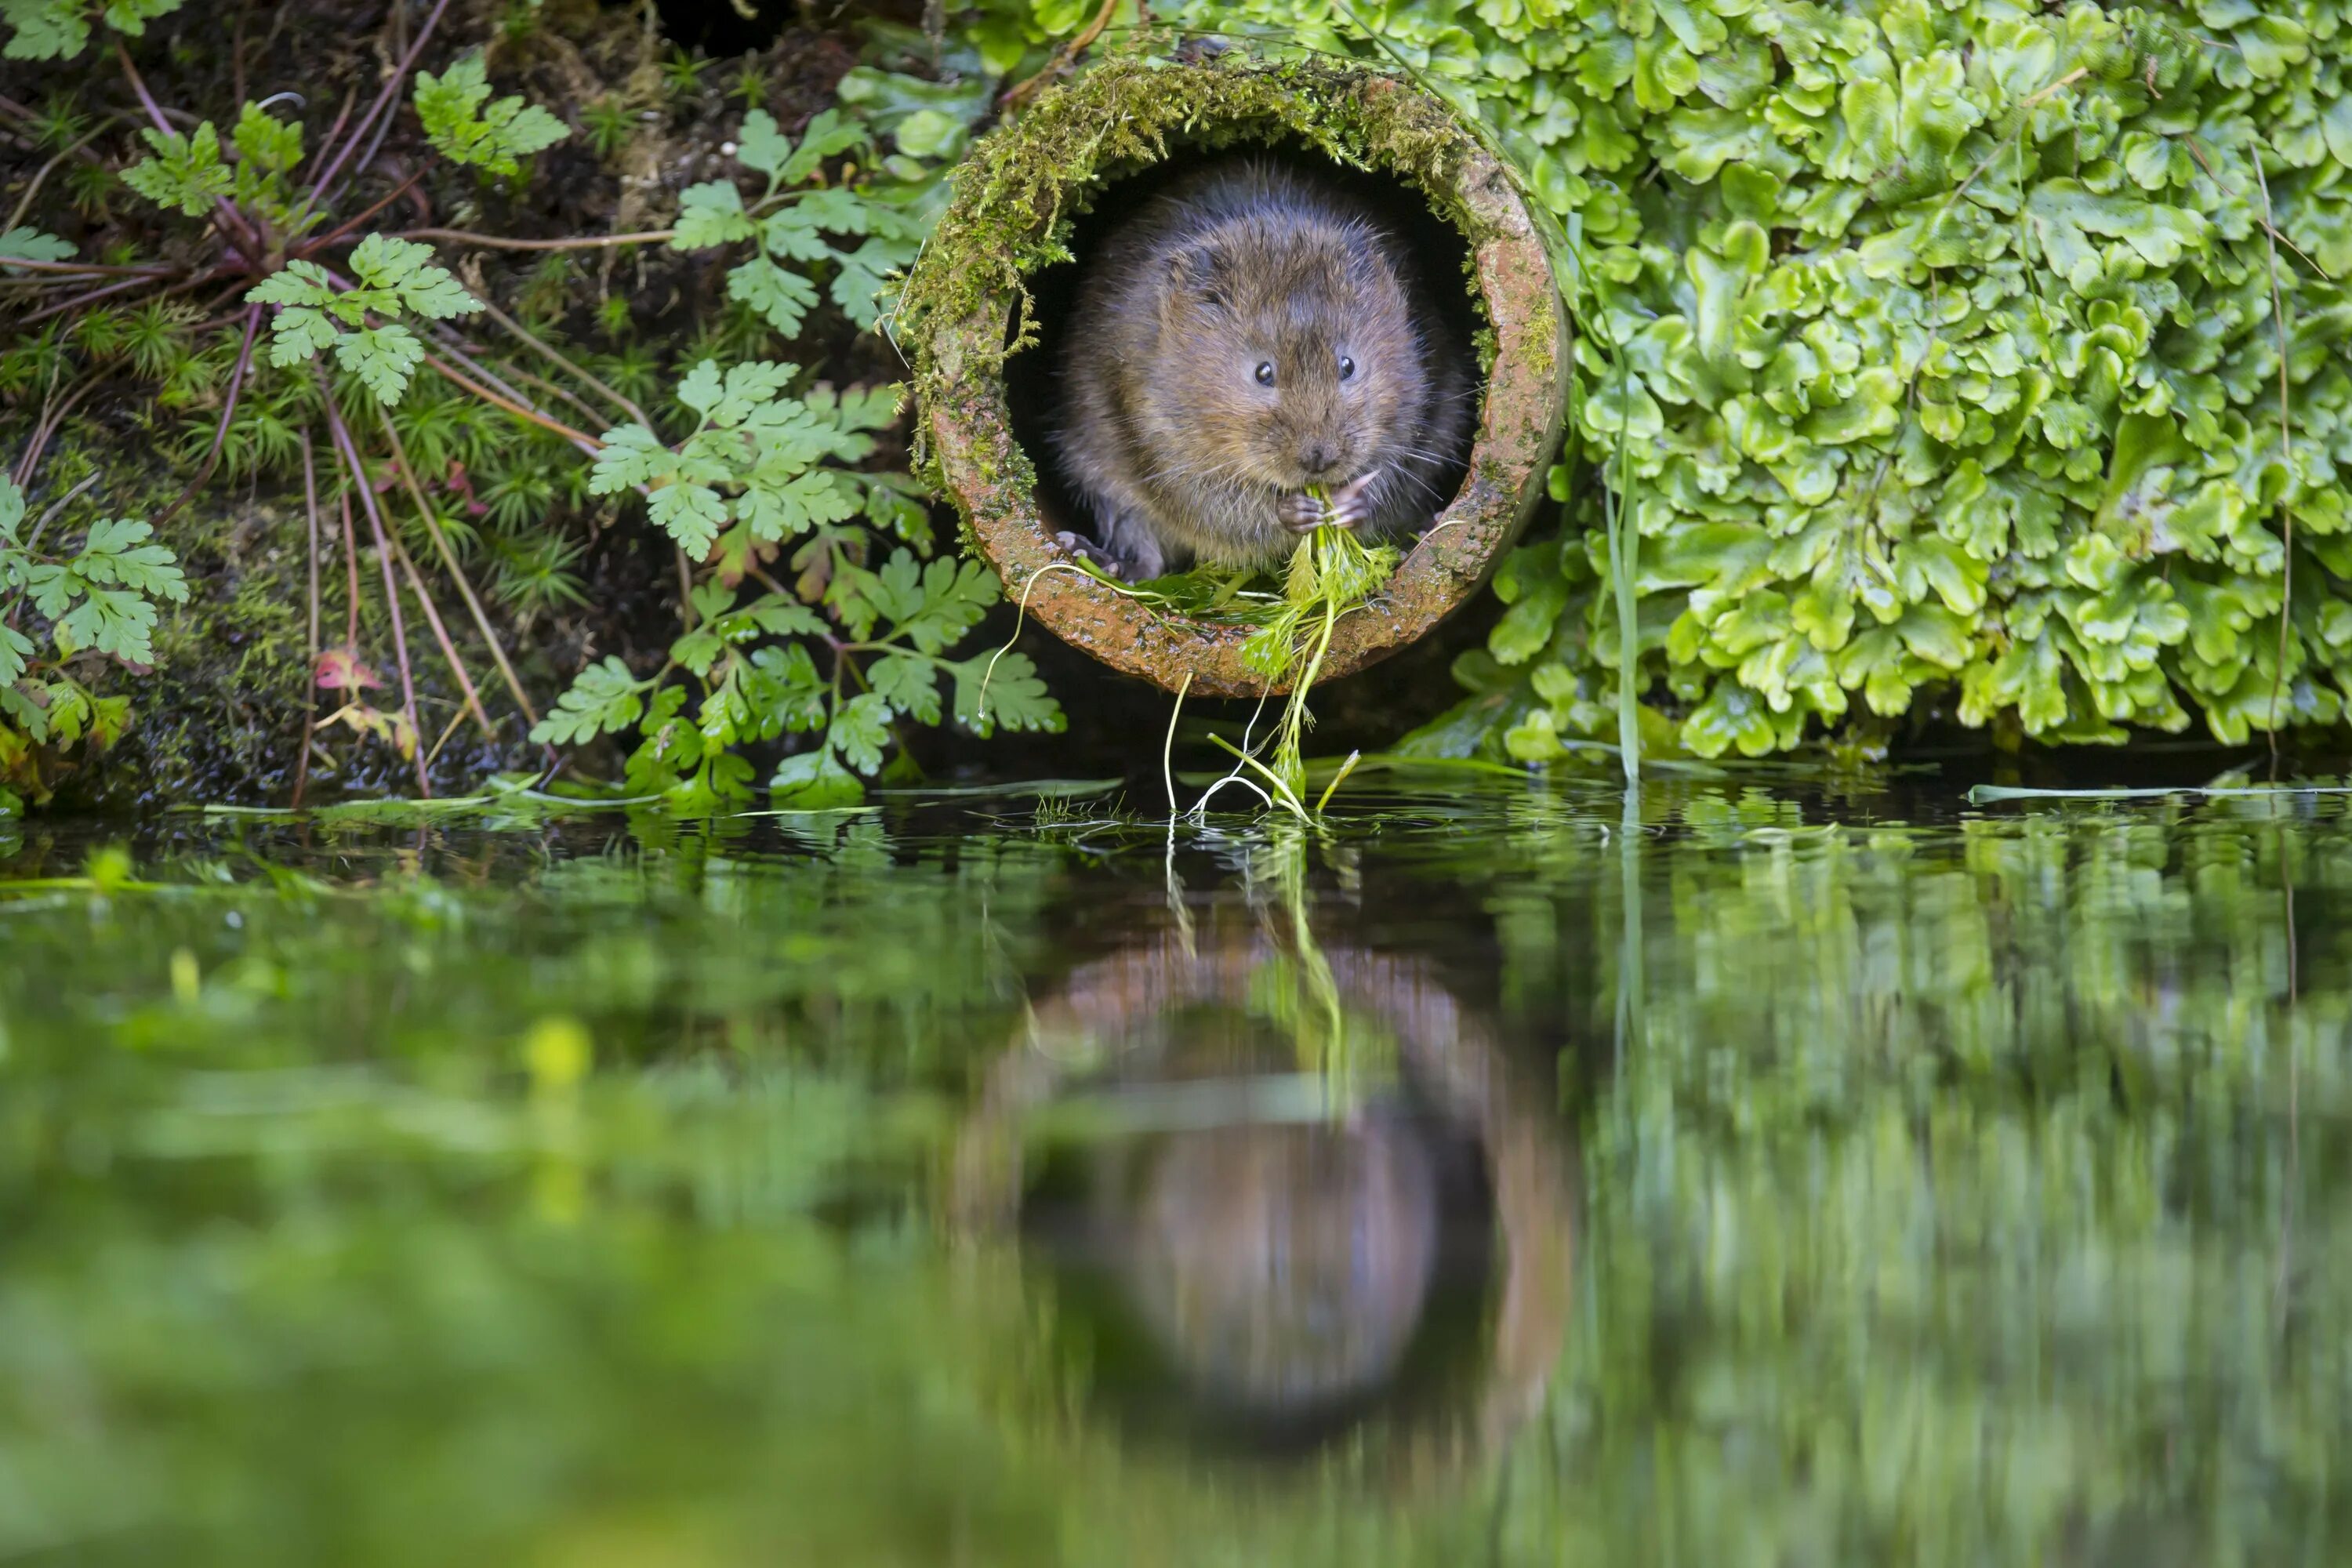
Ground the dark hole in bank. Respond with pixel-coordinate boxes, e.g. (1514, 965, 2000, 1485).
(648, 0, 799, 55)
(1000, 141, 1486, 556)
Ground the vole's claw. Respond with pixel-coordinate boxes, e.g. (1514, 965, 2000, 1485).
(1324, 472, 1377, 530)
(1055, 530, 1130, 580)
(1276, 492, 1326, 532)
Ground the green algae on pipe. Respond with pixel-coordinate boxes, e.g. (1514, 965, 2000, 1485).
(895, 48, 1570, 699)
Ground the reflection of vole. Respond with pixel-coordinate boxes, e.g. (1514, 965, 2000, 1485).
(1051, 158, 1475, 579)
(1123, 1116, 1439, 1414)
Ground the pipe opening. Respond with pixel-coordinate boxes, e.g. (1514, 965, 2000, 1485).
(1000, 141, 1487, 561)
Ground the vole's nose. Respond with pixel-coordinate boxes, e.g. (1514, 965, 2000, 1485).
(1300, 442, 1338, 476)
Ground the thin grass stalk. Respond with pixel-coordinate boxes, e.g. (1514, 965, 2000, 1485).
(10, 372, 102, 488)
(321, 388, 432, 793)
(18, 273, 170, 325)
(361, 456, 497, 743)
(299, 0, 456, 212)
(0, 255, 169, 277)
(467, 287, 655, 427)
(295, 431, 322, 808)
(421, 353, 604, 456)
(390, 228, 678, 252)
(2256, 154, 2295, 779)
(505, 365, 625, 440)
(338, 484, 361, 649)
(1607, 364, 1639, 785)
(377, 405, 539, 724)
(157, 302, 262, 526)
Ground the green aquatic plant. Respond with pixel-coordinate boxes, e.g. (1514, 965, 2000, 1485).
(1084, 0, 2352, 757)
(1241, 520, 1402, 809)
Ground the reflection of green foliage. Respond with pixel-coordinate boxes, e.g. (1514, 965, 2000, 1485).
(4, 789, 2352, 1561)
(1470, 783, 2352, 1563)
(2, 789, 2350, 1559)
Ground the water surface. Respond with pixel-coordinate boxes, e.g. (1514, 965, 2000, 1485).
(2, 776, 2344, 1565)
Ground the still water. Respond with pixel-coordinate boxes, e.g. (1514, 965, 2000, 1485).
(0, 775, 2344, 1565)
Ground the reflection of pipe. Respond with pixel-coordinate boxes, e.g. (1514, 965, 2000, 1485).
(948, 917, 1576, 1485)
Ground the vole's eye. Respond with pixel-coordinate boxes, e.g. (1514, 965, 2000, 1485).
(1338, 355, 1356, 380)
(1254, 361, 1276, 387)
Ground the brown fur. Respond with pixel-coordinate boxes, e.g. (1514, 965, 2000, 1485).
(1051, 158, 1475, 579)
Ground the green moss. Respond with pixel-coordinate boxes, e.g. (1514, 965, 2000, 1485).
(104, 496, 315, 808)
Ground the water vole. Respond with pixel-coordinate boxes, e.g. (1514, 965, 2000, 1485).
(1050, 158, 1475, 580)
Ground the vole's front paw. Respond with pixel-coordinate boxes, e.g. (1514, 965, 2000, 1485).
(1055, 530, 1129, 580)
(1325, 472, 1378, 530)
(1276, 491, 1327, 533)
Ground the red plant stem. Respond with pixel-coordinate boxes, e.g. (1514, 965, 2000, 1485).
(322, 105, 405, 221)
(339, 485, 361, 649)
(378, 405, 539, 724)
(0, 256, 173, 277)
(296, 169, 428, 256)
(11, 374, 102, 488)
(322, 386, 431, 796)
(422, 353, 604, 456)
(157, 302, 262, 527)
(384, 523, 494, 741)
(312, 89, 357, 176)
(303, 0, 456, 207)
(387, 227, 677, 251)
(20, 273, 171, 325)
(328, 402, 493, 740)
(294, 430, 322, 809)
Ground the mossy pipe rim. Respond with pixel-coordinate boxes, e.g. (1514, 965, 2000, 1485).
(899, 51, 1570, 699)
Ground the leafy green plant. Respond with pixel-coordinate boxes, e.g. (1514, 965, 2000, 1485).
(414, 50, 568, 178)
(248, 236, 483, 405)
(0, 474, 187, 800)
(536, 358, 1062, 811)
(670, 106, 946, 333)
(2, 0, 181, 60)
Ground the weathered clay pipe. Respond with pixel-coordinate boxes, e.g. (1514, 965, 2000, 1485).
(898, 50, 1570, 698)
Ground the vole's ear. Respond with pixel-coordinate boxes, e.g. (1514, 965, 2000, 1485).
(1167, 245, 1229, 313)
